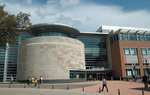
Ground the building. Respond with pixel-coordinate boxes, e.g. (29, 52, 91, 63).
(100, 25, 150, 79)
(0, 23, 149, 82)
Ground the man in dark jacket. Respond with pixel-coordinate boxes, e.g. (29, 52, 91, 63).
(142, 74, 148, 88)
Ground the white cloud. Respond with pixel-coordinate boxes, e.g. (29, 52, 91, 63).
(2, 0, 150, 32)
(55, 15, 82, 29)
(58, 0, 80, 8)
(23, 0, 33, 5)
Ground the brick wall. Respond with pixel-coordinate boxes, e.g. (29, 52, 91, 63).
(111, 40, 150, 78)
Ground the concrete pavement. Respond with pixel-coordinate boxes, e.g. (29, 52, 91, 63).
(0, 88, 105, 95)
(0, 81, 150, 95)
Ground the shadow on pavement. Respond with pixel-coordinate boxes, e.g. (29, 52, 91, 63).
(130, 87, 150, 92)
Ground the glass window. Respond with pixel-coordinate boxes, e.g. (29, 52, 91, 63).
(145, 34, 150, 41)
(143, 68, 150, 76)
(137, 34, 140, 41)
(129, 34, 136, 41)
(148, 49, 150, 55)
(70, 70, 85, 79)
(140, 34, 145, 41)
(124, 48, 130, 55)
(123, 33, 128, 40)
(141, 48, 147, 55)
(131, 48, 137, 55)
(119, 33, 123, 40)
(134, 69, 140, 76)
(76, 37, 108, 68)
(37, 32, 68, 37)
(126, 69, 132, 76)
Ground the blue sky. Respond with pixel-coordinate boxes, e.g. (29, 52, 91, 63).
(87, 0, 150, 11)
(1, 0, 150, 32)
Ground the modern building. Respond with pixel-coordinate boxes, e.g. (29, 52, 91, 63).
(0, 23, 149, 82)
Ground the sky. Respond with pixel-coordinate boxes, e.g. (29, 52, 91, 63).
(1, 0, 150, 32)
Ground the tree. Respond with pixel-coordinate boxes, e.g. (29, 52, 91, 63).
(0, 5, 31, 49)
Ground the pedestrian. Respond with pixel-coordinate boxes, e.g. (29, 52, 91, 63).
(142, 74, 148, 88)
(34, 78, 38, 87)
(27, 76, 31, 85)
(132, 75, 137, 82)
(89, 75, 92, 82)
(102, 77, 108, 92)
(40, 76, 43, 84)
(101, 75, 103, 80)
(10, 76, 13, 84)
(32, 77, 35, 84)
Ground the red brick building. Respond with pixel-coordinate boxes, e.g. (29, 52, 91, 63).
(97, 25, 150, 79)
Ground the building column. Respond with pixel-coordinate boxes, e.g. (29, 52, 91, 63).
(3, 43, 8, 82)
(137, 48, 144, 76)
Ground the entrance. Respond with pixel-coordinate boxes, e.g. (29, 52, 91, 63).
(87, 73, 106, 80)
(97, 73, 106, 80)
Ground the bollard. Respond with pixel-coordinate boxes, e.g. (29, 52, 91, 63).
(99, 87, 101, 93)
(120, 76, 121, 81)
(9, 84, 10, 88)
(67, 85, 69, 90)
(118, 89, 120, 95)
(142, 90, 144, 95)
(82, 86, 84, 92)
(52, 85, 54, 89)
(24, 84, 26, 88)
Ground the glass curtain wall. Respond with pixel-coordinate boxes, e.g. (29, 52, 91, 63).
(110, 33, 150, 44)
(0, 49, 6, 82)
(35, 32, 68, 37)
(1, 32, 33, 82)
(76, 37, 108, 69)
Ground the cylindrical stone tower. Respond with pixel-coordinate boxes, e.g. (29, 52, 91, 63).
(17, 24, 85, 81)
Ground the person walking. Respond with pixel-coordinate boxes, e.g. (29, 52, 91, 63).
(89, 75, 92, 82)
(32, 77, 35, 84)
(27, 76, 31, 85)
(40, 76, 43, 84)
(142, 74, 148, 88)
(10, 76, 13, 84)
(102, 77, 108, 92)
(34, 78, 38, 87)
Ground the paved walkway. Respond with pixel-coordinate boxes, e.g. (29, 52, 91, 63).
(0, 81, 150, 95)
(0, 88, 104, 95)
(70, 81, 150, 95)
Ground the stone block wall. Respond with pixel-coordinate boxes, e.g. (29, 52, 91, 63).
(17, 36, 85, 80)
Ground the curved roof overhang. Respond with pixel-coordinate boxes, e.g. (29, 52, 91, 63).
(29, 23, 80, 37)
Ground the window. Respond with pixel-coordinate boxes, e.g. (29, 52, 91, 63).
(122, 33, 128, 40)
(124, 48, 137, 56)
(145, 34, 150, 41)
(113, 33, 150, 43)
(129, 34, 136, 40)
(140, 34, 145, 41)
(124, 48, 130, 55)
(131, 48, 137, 55)
(119, 33, 123, 40)
(126, 69, 140, 76)
(148, 49, 150, 55)
(126, 69, 132, 76)
(137, 34, 140, 41)
(141, 48, 147, 55)
(143, 68, 150, 76)
(134, 69, 140, 76)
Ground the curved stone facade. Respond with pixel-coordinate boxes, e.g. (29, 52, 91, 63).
(17, 36, 85, 80)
